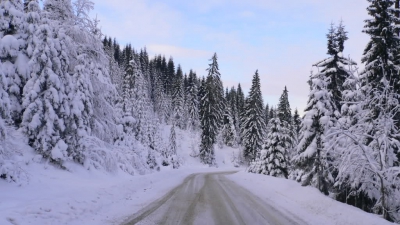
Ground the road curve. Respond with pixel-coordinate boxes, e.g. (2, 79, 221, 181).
(122, 171, 307, 225)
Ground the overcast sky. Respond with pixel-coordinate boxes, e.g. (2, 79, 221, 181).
(91, 0, 370, 113)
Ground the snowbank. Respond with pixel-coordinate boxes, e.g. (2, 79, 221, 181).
(226, 171, 394, 225)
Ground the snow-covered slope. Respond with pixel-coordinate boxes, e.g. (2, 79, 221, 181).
(0, 128, 241, 225)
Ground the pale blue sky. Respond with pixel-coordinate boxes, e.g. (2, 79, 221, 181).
(91, 0, 370, 113)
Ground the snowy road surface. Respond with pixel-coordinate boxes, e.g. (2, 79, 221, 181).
(122, 171, 306, 225)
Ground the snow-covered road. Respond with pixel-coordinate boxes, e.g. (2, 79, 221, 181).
(122, 171, 305, 225)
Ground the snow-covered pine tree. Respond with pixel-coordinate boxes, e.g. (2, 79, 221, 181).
(0, 0, 28, 126)
(131, 58, 151, 145)
(153, 69, 169, 123)
(166, 57, 175, 96)
(116, 59, 135, 136)
(292, 70, 335, 195)
(199, 75, 217, 165)
(313, 22, 356, 113)
(65, 53, 93, 164)
(172, 65, 185, 129)
(248, 118, 289, 178)
(240, 70, 266, 163)
(206, 53, 224, 126)
(277, 86, 295, 164)
(236, 83, 245, 139)
(21, 11, 69, 166)
(185, 70, 200, 131)
(277, 86, 292, 124)
(199, 53, 224, 166)
(168, 123, 180, 169)
(228, 87, 241, 142)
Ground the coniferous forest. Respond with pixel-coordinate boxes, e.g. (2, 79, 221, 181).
(1, 0, 400, 222)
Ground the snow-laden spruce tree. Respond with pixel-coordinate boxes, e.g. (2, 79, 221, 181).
(277, 86, 292, 124)
(172, 65, 185, 129)
(21, 12, 69, 166)
(313, 22, 357, 113)
(330, 0, 400, 221)
(292, 70, 335, 195)
(236, 83, 245, 142)
(185, 70, 200, 131)
(199, 53, 224, 166)
(65, 53, 93, 164)
(0, 0, 28, 126)
(117, 59, 135, 135)
(277, 86, 296, 161)
(153, 70, 169, 123)
(164, 123, 180, 169)
(199, 75, 218, 165)
(240, 70, 266, 163)
(248, 118, 290, 178)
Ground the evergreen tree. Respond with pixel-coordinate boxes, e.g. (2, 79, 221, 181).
(166, 57, 175, 95)
(277, 86, 292, 124)
(21, 13, 69, 166)
(292, 108, 302, 139)
(186, 70, 200, 131)
(172, 65, 184, 129)
(199, 53, 224, 165)
(236, 83, 245, 117)
(0, 0, 27, 125)
(206, 53, 224, 124)
(277, 86, 295, 163)
(292, 71, 335, 195)
(314, 22, 356, 112)
(119, 60, 136, 133)
(65, 53, 93, 164)
(166, 124, 180, 169)
(240, 70, 266, 163)
(248, 118, 289, 178)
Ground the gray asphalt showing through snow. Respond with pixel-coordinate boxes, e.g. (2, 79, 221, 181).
(122, 171, 307, 225)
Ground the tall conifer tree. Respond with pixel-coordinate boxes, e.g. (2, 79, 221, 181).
(240, 70, 266, 163)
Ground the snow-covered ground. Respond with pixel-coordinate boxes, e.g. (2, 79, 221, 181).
(0, 128, 241, 225)
(0, 163, 224, 225)
(227, 172, 394, 225)
(0, 128, 393, 225)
